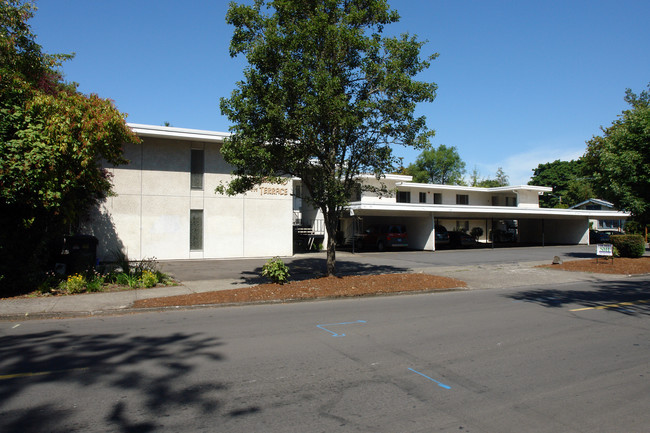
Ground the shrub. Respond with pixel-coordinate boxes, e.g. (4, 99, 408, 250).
(85, 271, 105, 292)
(261, 257, 291, 284)
(610, 234, 645, 258)
(470, 227, 484, 239)
(63, 273, 86, 294)
(141, 270, 158, 288)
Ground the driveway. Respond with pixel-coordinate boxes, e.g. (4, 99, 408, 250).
(159, 245, 605, 291)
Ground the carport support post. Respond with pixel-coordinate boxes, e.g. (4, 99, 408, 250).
(491, 218, 494, 249)
(431, 213, 436, 251)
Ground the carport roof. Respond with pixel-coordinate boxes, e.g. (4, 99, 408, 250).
(347, 202, 630, 220)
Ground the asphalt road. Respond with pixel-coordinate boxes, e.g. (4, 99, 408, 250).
(1, 275, 649, 432)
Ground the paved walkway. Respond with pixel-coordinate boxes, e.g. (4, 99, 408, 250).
(0, 248, 642, 321)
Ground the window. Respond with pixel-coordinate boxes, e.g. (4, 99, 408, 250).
(191, 149, 204, 190)
(190, 210, 204, 250)
(505, 196, 517, 207)
(492, 196, 499, 206)
(397, 191, 411, 203)
(419, 192, 427, 203)
(433, 193, 442, 204)
(456, 194, 469, 205)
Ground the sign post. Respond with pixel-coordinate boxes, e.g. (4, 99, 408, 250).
(596, 243, 613, 264)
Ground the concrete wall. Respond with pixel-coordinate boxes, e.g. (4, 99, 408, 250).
(518, 218, 589, 245)
(94, 138, 293, 261)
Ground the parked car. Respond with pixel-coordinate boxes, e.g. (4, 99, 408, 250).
(435, 225, 450, 247)
(448, 231, 477, 248)
(360, 224, 408, 251)
(590, 229, 623, 244)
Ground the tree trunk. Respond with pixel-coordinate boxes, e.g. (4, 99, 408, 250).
(323, 208, 338, 276)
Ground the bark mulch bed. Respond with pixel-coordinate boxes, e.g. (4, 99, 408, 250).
(132, 273, 467, 309)
(540, 256, 650, 275)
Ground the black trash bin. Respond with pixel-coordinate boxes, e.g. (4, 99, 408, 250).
(62, 235, 98, 275)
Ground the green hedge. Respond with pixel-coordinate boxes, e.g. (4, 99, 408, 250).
(610, 234, 646, 258)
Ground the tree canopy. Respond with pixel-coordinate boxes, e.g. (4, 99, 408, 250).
(219, 0, 437, 275)
(469, 166, 508, 187)
(528, 159, 593, 208)
(405, 144, 465, 185)
(583, 84, 650, 225)
(0, 0, 139, 293)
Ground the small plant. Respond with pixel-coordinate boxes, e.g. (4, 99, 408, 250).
(37, 271, 62, 294)
(63, 273, 86, 294)
(85, 271, 105, 292)
(141, 270, 159, 288)
(124, 273, 141, 289)
(261, 257, 291, 284)
(470, 227, 484, 240)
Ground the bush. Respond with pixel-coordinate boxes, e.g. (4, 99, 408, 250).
(141, 270, 159, 288)
(261, 257, 290, 284)
(610, 234, 645, 258)
(85, 271, 105, 292)
(470, 227, 484, 239)
(62, 273, 86, 294)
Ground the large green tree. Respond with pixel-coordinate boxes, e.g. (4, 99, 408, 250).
(405, 144, 465, 185)
(219, 0, 437, 275)
(528, 159, 593, 208)
(583, 85, 650, 226)
(0, 0, 139, 293)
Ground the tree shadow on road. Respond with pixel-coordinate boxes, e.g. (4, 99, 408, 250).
(238, 257, 410, 285)
(0, 328, 258, 432)
(506, 278, 650, 316)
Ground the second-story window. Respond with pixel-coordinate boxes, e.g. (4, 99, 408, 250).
(419, 192, 427, 203)
(191, 149, 204, 190)
(434, 193, 442, 204)
(397, 191, 411, 203)
(456, 194, 469, 205)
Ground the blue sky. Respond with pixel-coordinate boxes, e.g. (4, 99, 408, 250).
(31, 0, 649, 185)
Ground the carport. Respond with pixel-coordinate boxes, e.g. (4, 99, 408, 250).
(345, 202, 630, 250)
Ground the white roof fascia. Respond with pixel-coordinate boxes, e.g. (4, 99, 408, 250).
(357, 173, 413, 182)
(347, 202, 630, 219)
(128, 123, 230, 143)
(394, 182, 552, 193)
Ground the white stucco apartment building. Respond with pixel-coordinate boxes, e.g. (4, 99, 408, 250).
(88, 124, 630, 262)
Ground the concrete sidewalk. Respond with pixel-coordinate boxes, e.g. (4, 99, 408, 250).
(0, 248, 638, 321)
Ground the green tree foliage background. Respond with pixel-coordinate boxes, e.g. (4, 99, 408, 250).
(583, 85, 650, 227)
(469, 166, 508, 187)
(528, 159, 593, 208)
(405, 144, 466, 185)
(218, 0, 437, 275)
(0, 0, 139, 293)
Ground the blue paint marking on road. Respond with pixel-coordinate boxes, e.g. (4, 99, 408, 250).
(408, 368, 452, 390)
(316, 320, 366, 337)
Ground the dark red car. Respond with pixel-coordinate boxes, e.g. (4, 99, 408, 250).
(360, 225, 408, 251)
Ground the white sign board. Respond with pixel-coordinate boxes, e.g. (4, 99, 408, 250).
(596, 243, 613, 256)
